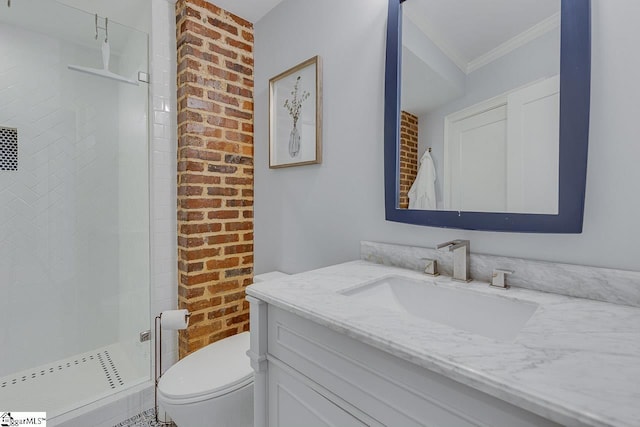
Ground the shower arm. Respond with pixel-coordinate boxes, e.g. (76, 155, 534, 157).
(95, 14, 108, 43)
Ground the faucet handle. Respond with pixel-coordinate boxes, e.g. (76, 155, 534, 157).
(491, 269, 513, 289)
(420, 258, 439, 276)
(436, 240, 470, 251)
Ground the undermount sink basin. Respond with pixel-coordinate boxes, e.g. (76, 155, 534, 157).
(341, 275, 538, 341)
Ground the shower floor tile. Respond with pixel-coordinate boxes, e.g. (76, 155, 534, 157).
(0, 343, 147, 418)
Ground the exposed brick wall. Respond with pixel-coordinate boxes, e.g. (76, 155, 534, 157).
(176, 0, 254, 358)
(399, 111, 419, 209)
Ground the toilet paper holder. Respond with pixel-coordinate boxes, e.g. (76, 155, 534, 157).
(154, 310, 191, 425)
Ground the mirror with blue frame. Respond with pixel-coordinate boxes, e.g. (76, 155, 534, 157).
(384, 0, 591, 232)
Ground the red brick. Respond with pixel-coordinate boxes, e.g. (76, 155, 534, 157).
(206, 258, 240, 270)
(181, 147, 222, 162)
(208, 65, 239, 82)
(178, 84, 204, 99)
(241, 31, 254, 43)
(178, 236, 205, 248)
(180, 223, 223, 234)
(179, 134, 205, 147)
(178, 185, 203, 196)
(182, 247, 221, 261)
(224, 244, 253, 255)
(178, 211, 205, 221)
(207, 91, 240, 107)
(225, 107, 252, 120)
(177, 32, 204, 48)
(225, 177, 252, 185)
(205, 234, 240, 245)
(207, 305, 239, 319)
(207, 140, 240, 153)
(180, 174, 221, 185)
(207, 17, 238, 35)
(178, 285, 206, 299)
(226, 313, 249, 326)
(208, 42, 238, 60)
(207, 187, 238, 196)
(225, 222, 252, 232)
(224, 154, 252, 165)
(208, 210, 239, 219)
(225, 37, 253, 52)
(228, 14, 252, 30)
(178, 260, 204, 273)
(226, 84, 252, 98)
(225, 60, 252, 76)
(207, 116, 239, 129)
(181, 272, 220, 286)
(223, 290, 247, 302)
(178, 110, 204, 124)
(226, 131, 252, 144)
(208, 164, 237, 174)
(180, 198, 222, 209)
(181, 20, 222, 41)
(226, 199, 253, 207)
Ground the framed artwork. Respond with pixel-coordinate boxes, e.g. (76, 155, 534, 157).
(269, 56, 322, 168)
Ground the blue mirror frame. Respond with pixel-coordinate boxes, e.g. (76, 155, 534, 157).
(384, 0, 591, 233)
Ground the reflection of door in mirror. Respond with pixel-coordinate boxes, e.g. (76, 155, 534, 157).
(399, 0, 561, 213)
(444, 76, 559, 213)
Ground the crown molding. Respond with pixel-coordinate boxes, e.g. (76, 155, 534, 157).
(467, 12, 560, 74)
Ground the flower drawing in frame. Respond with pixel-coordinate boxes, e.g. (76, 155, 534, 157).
(283, 76, 310, 158)
(269, 56, 322, 168)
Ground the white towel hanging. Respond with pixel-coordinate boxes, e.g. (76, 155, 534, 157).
(408, 150, 437, 210)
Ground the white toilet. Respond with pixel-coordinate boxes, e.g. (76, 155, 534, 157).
(157, 271, 289, 427)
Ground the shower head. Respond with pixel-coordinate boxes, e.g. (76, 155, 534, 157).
(68, 39, 139, 86)
(67, 64, 139, 86)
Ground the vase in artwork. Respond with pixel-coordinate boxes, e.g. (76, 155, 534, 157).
(288, 124, 301, 157)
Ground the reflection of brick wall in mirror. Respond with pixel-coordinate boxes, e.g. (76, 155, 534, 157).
(399, 111, 418, 209)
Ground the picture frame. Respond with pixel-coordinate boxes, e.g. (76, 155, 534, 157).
(269, 56, 322, 168)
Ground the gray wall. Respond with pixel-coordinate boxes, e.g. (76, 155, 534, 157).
(254, 0, 640, 274)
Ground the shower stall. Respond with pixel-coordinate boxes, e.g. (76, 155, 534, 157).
(0, 0, 151, 418)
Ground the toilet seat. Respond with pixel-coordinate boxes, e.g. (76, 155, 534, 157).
(158, 331, 252, 404)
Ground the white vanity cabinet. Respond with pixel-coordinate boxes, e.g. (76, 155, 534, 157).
(248, 297, 560, 427)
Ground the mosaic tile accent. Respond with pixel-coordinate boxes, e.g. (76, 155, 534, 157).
(0, 126, 17, 170)
(113, 408, 176, 427)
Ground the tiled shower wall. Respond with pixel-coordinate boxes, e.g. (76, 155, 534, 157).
(150, 0, 180, 371)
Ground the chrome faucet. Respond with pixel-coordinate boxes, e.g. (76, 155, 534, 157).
(436, 240, 471, 282)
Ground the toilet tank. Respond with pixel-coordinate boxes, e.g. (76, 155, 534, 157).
(252, 271, 289, 283)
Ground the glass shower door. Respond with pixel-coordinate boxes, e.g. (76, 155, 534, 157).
(0, 0, 151, 417)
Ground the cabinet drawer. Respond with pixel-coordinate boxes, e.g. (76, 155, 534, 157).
(268, 361, 378, 427)
(267, 306, 559, 427)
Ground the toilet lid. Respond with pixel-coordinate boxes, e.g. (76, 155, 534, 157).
(158, 331, 253, 400)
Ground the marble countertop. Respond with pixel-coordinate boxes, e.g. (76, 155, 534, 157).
(246, 261, 640, 427)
